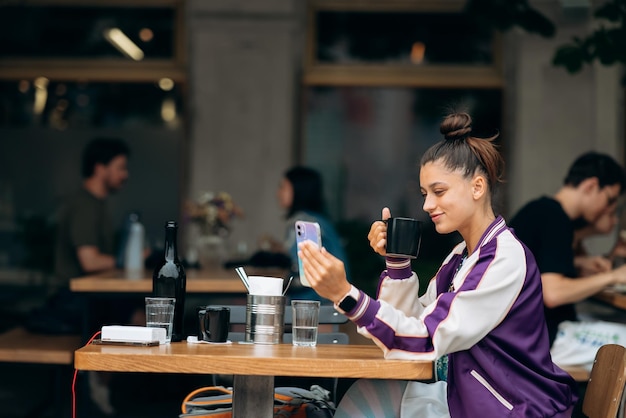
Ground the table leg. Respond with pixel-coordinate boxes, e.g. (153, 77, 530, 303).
(232, 375, 274, 418)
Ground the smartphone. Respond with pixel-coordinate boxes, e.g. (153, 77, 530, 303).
(295, 221, 322, 287)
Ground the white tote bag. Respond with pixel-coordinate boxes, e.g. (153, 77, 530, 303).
(551, 320, 626, 370)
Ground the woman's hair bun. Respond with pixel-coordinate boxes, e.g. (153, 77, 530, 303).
(440, 112, 472, 141)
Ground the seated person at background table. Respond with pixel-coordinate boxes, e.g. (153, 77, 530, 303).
(53, 138, 144, 415)
(572, 201, 619, 277)
(509, 151, 626, 373)
(53, 138, 145, 323)
(298, 112, 577, 418)
(54, 138, 128, 286)
(576, 201, 626, 268)
(263, 165, 348, 302)
(29, 138, 135, 338)
(613, 204, 626, 260)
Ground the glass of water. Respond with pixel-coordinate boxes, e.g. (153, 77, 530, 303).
(145, 297, 176, 343)
(291, 300, 320, 347)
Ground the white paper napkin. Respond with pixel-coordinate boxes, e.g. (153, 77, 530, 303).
(247, 276, 284, 296)
(186, 336, 232, 345)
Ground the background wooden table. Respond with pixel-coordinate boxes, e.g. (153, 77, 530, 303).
(69, 268, 249, 293)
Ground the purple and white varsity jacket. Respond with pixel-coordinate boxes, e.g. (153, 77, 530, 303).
(337, 216, 578, 417)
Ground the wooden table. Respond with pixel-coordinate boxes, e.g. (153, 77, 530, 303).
(70, 268, 249, 293)
(594, 288, 626, 310)
(75, 342, 433, 418)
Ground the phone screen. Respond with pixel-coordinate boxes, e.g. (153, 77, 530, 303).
(295, 221, 322, 287)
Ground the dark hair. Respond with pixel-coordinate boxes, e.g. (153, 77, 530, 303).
(284, 166, 326, 218)
(81, 138, 130, 178)
(563, 151, 626, 193)
(420, 112, 504, 198)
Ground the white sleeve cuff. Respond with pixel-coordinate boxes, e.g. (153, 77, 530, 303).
(335, 285, 360, 307)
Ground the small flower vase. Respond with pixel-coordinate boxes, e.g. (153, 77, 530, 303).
(197, 234, 227, 269)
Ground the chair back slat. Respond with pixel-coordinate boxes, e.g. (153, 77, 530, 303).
(582, 344, 626, 418)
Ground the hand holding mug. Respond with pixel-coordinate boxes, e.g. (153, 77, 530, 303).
(368, 207, 422, 259)
(368, 207, 392, 256)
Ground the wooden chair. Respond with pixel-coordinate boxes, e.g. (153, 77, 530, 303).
(582, 344, 626, 418)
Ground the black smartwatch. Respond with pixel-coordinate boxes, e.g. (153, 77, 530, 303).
(338, 294, 358, 312)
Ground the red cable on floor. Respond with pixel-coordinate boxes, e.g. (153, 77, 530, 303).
(72, 330, 101, 418)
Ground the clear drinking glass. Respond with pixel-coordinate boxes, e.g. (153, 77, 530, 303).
(291, 300, 320, 347)
(145, 297, 176, 343)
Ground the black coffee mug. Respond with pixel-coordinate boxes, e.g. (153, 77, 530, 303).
(385, 217, 422, 259)
(197, 306, 230, 342)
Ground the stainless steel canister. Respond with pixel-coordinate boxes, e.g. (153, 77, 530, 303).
(245, 294, 285, 344)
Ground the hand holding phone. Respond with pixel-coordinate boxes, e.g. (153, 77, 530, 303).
(295, 221, 322, 287)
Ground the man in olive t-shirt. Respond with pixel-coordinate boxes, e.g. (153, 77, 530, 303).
(54, 188, 116, 290)
(53, 138, 129, 289)
(51, 138, 130, 416)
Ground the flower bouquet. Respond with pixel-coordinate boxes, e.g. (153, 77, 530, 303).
(185, 191, 244, 238)
(185, 192, 244, 268)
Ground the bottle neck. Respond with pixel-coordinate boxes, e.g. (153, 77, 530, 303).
(164, 226, 178, 262)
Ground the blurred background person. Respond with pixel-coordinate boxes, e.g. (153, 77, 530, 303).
(48, 138, 144, 416)
(572, 200, 619, 277)
(611, 207, 626, 262)
(28, 138, 133, 339)
(262, 166, 349, 302)
(54, 138, 129, 291)
(509, 152, 626, 374)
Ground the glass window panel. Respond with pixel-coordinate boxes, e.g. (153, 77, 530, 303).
(303, 86, 502, 262)
(315, 11, 494, 65)
(0, 80, 183, 129)
(0, 6, 175, 59)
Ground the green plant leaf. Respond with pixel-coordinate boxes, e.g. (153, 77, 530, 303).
(552, 0, 626, 80)
(465, 0, 555, 37)
(553, 45, 586, 73)
(594, 1, 626, 22)
(518, 8, 556, 37)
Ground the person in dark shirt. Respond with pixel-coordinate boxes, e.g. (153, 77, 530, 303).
(55, 138, 129, 288)
(29, 138, 131, 340)
(572, 202, 619, 277)
(54, 138, 136, 416)
(573, 202, 626, 270)
(509, 151, 626, 371)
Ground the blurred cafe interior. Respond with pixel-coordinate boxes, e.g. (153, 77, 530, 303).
(0, 0, 624, 415)
(1, 0, 623, 291)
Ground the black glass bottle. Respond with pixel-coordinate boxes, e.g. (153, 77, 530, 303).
(152, 220, 186, 342)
